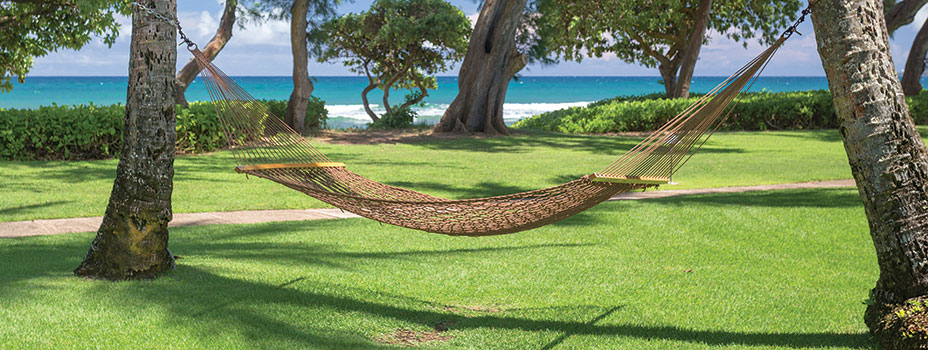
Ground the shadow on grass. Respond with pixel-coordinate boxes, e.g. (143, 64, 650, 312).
(178, 238, 592, 271)
(379, 131, 746, 156)
(761, 130, 844, 143)
(382, 180, 532, 199)
(0, 200, 72, 217)
(0, 234, 875, 349)
(645, 188, 861, 209)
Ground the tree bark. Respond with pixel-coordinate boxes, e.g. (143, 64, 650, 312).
(174, 0, 236, 108)
(285, 0, 312, 135)
(75, 0, 177, 281)
(672, 0, 713, 99)
(433, 0, 528, 135)
(902, 16, 928, 96)
(885, 0, 928, 34)
(361, 81, 379, 122)
(812, 0, 928, 347)
(658, 64, 679, 98)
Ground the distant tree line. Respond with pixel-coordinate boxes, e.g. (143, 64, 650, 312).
(6, 0, 928, 134)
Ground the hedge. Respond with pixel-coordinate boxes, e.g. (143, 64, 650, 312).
(512, 90, 928, 134)
(0, 98, 327, 161)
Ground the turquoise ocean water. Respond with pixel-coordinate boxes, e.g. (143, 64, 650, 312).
(0, 75, 876, 128)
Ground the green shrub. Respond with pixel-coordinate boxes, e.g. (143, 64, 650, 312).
(369, 107, 416, 129)
(0, 103, 124, 160)
(0, 98, 328, 160)
(513, 90, 928, 134)
(259, 96, 328, 132)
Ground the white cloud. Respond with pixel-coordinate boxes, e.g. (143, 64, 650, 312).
(233, 18, 291, 46)
(195, 11, 219, 37)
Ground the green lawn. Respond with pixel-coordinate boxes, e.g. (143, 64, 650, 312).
(0, 128, 875, 222)
(0, 188, 876, 349)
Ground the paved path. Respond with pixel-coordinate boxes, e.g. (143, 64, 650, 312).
(0, 179, 855, 238)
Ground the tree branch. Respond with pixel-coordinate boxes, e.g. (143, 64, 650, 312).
(886, 0, 928, 33)
(625, 26, 671, 67)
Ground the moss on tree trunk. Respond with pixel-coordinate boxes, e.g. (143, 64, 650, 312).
(74, 0, 177, 281)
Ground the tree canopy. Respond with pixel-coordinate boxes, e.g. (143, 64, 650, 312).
(313, 0, 470, 124)
(532, 0, 801, 97)
(0, 0, 127, 92)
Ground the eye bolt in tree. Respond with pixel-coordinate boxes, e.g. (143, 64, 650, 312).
(313, 0, 471, 127)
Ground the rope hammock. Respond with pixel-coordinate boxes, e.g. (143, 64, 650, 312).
(164, 6, 807, 237)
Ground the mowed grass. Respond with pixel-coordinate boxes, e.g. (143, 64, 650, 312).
(0, 128, 883, 222)
(0, 188, 876, 349)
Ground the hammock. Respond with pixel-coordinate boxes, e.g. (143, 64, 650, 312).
(188, 33, 790, 237)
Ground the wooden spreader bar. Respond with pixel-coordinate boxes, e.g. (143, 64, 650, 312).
(589, 173, 670, 185)
(235, 162, 346, 173)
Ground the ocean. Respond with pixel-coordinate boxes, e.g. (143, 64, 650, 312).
(0, 76, 847, 128)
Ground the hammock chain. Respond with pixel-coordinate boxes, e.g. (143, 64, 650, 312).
(129, 2, 197, 50)
(783, 5, 813, 39)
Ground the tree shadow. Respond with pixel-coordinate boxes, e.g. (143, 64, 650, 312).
(175, 234, 593, 272)
(110, 266, 878, 349)
(383, 180, 532, 199)
(0, 200, 72, 218)
(648, 188, 861, 209)
(355, 131, 747, 156)
(761, 130, 844, 143)
(0, 234, 875, 349)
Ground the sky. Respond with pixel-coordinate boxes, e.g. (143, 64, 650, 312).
(26, 1, 928, 77)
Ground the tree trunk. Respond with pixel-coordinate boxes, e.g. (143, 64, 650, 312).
(75, 0, 177, 281)
(885, 0, 928, 34)
(658, 64, 679, 98)
(902, 16, 928, 96)
(812, 0, 928, 347)
(672, 0, 712, 99)
(433, 0, 527, 135)
(361, 82, 379, 122)
(175, 0, 236, 108)
(285, 0, 312, 135)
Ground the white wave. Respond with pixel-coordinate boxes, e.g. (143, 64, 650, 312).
(324, 101, 591, 126)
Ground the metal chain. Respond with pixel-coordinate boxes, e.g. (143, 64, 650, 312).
(129, 2, 198, 50)
(783, 5, 813, 39)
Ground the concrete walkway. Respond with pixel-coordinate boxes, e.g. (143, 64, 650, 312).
(0, 179, 855, 238)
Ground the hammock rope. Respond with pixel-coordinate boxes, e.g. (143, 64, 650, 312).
(133, 2, 809, 236)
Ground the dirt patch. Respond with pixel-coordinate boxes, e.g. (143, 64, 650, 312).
(438, 304, 503, 314)
(462, 305, 502, 313)
(310, 129, 533, 145)
(312, 129, 442, 145)
(375, 322, 455, 346)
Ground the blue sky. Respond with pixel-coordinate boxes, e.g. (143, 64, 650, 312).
(28, 1, 928, 77)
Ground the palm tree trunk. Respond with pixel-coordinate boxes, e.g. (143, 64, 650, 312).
(812, 0, 928, 347)
(175, 0, 236, 107)
(75, 0, 177, 280)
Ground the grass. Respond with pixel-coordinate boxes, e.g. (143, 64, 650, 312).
(0, 187, 877, 349)
(0, 128, 892, 223)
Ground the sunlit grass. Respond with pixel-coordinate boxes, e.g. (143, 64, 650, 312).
(1, 128, 878, 223)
